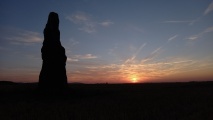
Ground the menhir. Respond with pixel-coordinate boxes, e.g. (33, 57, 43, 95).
(39, 12, 67, 91)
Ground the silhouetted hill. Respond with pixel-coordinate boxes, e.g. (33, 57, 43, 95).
(0, 81, 16, 85)
(1, 81, 213, 120)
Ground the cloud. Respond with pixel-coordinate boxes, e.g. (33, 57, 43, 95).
(151, 47, 162, 55)
(186, 26, 213, 41)
(204, 1, 213, 15)
(164, 18, 200, 25)
(124, 43, 146, 64)
(203, 26, 213, 33)
(67, 58, 79, 62)
(69, 38, 79, 46)
(66, 43, 213, 83)
(164, 20, 192, 23)
(4, 28, 42, 45)
(99, 21, 114, 27)
(168, 34, 178, 42)
(66, 12, 96, 33)
(75, 54, 98, 59)
(67, 54, 98, 63)
(70, 56, 206, 83)
(78, 23, 96, 33)
(187, 35, 199, 41)
(66, 11, 89, 23)
(66, 11, 114, 33)
(140, 47, 162, 64)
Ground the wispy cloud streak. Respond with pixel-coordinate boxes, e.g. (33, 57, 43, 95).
(66, 11, 114, 33)
(66, 12, 96, 33)
(4, 29, 42, 45)
(75, 54, 98, 59)
(204, 1, 213, 15)
(125, 43, 146, 64)
(67, 54, 98, 63)
(99, 21, 114, 27)
(164, 18, 200, 25)
(168, 34, 178, 42)
(187, 26, 213, 41)
(164, 20, 192, 23)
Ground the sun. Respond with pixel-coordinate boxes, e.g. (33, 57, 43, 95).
(131, 77, 138, 83)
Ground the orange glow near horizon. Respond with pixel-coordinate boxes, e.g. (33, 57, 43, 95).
(66, 57, 213, 83)
(1, 56, 213, 84)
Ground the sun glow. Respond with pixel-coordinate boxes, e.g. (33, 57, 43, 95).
(131, 76, 138, 83)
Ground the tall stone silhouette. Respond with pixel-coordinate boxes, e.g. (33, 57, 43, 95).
(39, 12, 67, 92)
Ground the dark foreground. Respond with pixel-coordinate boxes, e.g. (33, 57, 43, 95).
(0, 81, 213, 120)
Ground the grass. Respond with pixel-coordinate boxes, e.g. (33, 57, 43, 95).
(0, 81, 213, 120)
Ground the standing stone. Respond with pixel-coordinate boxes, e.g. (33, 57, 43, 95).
(39, 12, 67, 92)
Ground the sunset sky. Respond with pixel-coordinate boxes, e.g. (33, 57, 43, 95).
(0, 0, 213, 83)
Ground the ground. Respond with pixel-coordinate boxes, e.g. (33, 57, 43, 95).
(0, 81, 213, 120)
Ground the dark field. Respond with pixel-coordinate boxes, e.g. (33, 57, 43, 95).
(0, 81, 213, 120)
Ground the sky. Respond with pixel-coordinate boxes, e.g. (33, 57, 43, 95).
(0, 0, 213, 83)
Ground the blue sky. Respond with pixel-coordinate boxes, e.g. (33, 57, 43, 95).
(0, 0, 213, 83)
